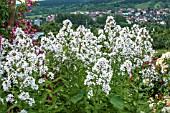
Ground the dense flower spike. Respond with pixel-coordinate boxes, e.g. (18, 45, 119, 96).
(85, 57, 113, 97)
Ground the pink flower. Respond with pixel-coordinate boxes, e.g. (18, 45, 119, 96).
(8, 38, 15, 44)
(28, 9, 32, 12)
(10, 0, 13, 5)
(7, 26, 11, 29)
(32, 40, 37, 45)
(26, 3, 31, 7)
(17, 20, 21, 24)
(25, 0, 32, 2)
(0, 35, 2, 44)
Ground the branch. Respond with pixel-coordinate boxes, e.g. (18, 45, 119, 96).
(8, 0, 16, 27)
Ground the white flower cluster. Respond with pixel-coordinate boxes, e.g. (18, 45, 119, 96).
(148, 96, 170, 113)
(96, 17, 155, 78)
(0, 28, 47, 105)
(36, 16, 157, 98)
(152, 52, 170, 86)
(40, 20, 103, 67)
(20, 76, 38, 90)
(84, 57, 113, 98)
(156, 52, 170, 74)
(100, 17, 158, 88)
(120, 60, 133, 76)
(18, 92, 35, 106)
(6, 94, 15, 103)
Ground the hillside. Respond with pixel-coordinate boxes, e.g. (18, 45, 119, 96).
(27, 0, 170, 16)
(39, 0, 117, 6)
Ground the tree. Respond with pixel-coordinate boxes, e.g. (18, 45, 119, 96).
(8, 0, 16, 27)
(165, 15, 170, 29)
(96, 14, 129, 28)
(56, 14, 94, 27)
(40, 22, 62, 35)
(0, 0, 38, 38)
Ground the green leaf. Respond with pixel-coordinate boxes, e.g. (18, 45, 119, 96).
(53, 77, 62, 82)
(56, 104, 64, 112)
(46, 89, 52, 93)
(54, 86, 63, 93)
(47, 103, 56, 110)
(109, 95, 124, 110)
(62, 94, 70, 99)
(70, 91, 84, 104)
(7, 104, 17, 111)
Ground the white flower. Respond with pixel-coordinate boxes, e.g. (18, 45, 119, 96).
(38, 78, 45, 84)
(27, 98, 35, 106)
(15, 27, 25, 36)
(102, 83, 111, 95)
(87, 89, 93, 99)
(143, 78, 150, 85)
(120, 60, 133, 76)
(2, 79, 11, 91)
(0, 97, 4, 104)
(19, 109, 28, 113)
(48, 72, 54, 79)
(18, 92, 35, 106)
(21, 76, 38, 90)
(162, 107, 170, 113)
(149, 103, 155, 109)
(31, 84, 39, 90)
(162, 52, 170, 59)
(6, 94, 14, 102)
(18, 92, 30, 101)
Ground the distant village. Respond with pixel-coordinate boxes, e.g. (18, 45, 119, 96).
(27, 8, 170, 26)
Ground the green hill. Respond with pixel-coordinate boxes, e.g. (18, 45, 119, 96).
(39, 0, 115, 6)
(27, 0, 170, 16)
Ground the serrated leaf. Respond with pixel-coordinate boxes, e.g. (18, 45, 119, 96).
(70, 91, 84, 104)
(109, 95, 124, 110)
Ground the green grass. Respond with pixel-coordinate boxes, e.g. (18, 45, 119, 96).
(27, 14, 44, 19)
(135, 2, 151, 9)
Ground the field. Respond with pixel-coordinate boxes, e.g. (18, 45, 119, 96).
(27, 14, 44, 19)
(135, 2, 151, 9)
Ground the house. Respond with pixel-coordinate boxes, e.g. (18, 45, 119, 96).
(160, 21, 166, 25)
(163, 12, 168, 15)
(46, 15, 55, 22)
(34, 19, 40, 26)
(142, 10, 147, 14)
